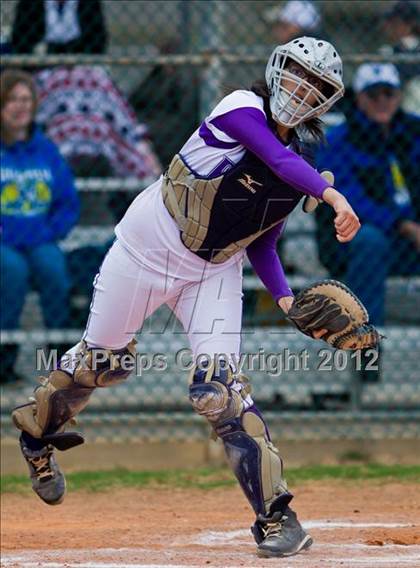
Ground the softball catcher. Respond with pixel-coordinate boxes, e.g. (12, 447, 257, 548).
(11, 37, 379, 558)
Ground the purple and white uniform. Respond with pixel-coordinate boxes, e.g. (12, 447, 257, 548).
(82, 90, 330, 363)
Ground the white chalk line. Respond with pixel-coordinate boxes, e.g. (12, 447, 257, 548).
(2, 554, 420, 568)
(1, 564, 204, 568)
(304, 521, 413, 529)
(2, 522, 419, 568)
(180, 522, 414, 546)
(3, 545, 420, 567)
(333, 556, 420, 566)
(8, 563, 420, 568)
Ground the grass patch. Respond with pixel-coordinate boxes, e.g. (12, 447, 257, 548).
(2, 464, 420, 495)
(288, 464, 420, 482)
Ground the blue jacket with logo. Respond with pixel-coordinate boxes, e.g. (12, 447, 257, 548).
(1, 127, 80, 248)
(314, 108, 419, 275)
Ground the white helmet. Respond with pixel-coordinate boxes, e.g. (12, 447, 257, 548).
(265, 36, 344, 127)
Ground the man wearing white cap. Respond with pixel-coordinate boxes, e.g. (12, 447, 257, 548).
(316, 63, 419, 347)
(264, 1, 321, 44)
(353, 63, 404, 127)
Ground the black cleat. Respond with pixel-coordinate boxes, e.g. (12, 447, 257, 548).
(19, 436, 66, 505)
(256, 506, 313, 557)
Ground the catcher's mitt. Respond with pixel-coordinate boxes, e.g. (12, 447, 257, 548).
(287, 279, 381, 350)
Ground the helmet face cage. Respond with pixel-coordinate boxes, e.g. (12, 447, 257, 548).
(265, 37, 345, 128)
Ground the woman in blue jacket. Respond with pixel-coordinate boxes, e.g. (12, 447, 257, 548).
(1, 70, 80, 384)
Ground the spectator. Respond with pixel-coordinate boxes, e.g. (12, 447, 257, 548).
(34, 65, 161, 183)
(11, 0, 107, 55)
(32, 65, 162, 327)
(264, 0, 321, 44)
(316, 63, 420, 330)
(129, 41, 200, 169)
(0, 70, 80, 384)
(380, 0, 420, 114)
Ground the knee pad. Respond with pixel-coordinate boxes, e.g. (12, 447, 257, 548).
(188, 362, 250, 424)
(73, 339, 137, 387)
(12, 339, 137, 439)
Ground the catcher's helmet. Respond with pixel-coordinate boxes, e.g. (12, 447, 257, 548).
(265, 36, 344, 127)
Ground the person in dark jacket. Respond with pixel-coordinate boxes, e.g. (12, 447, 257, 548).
(316, 63, 420, 327)
(11, 0, 107, 55)
(1, 70, 80, 384)
(129, 41, 200, 169)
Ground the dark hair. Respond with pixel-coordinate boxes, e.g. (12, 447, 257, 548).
(250, 79, 325, 143)
(0, 70, 37, 142)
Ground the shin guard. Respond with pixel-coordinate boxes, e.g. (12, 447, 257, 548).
(189, 363, 292, 525)
(12, 339, 137, 445)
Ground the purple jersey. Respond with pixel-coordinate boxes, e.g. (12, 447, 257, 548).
(179, 90, 328, 299)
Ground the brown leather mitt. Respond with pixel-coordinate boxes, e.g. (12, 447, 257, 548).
(287, 279, 381, 350)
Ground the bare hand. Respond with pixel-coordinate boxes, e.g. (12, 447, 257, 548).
(334, 203, 360, 242)
(277, 296, 294, 313)
(322, 188, 361, 242)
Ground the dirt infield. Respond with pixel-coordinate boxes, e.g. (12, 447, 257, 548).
(2, 481, 420, 567)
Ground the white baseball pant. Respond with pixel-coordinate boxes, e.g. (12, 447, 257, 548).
(82, 239, 244, 360)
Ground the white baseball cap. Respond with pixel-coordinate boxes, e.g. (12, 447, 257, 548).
(264, 1, 321, 31)
(353, 63, 401, 93)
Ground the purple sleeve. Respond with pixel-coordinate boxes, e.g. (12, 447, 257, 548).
(211, 107, 330, 199)
(246, 222, 293, 301)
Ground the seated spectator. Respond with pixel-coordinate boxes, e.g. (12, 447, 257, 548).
(129, 41, 200, 169)
(33, 65, 161, 327)
(380, 0, 419, 114)
(0, 70, 80, 384)
(11, 0, 107, 55)
(34, 65, 161, 182)
(264, 0, 322, 44)
(315, 63, 420, 328)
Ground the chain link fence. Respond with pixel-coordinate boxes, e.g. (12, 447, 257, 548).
(1, 1, 419, 441)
